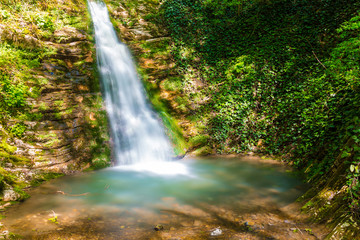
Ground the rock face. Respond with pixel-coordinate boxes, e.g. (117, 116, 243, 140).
(0, 0, 110, 200)
(21, 37, 98, 173)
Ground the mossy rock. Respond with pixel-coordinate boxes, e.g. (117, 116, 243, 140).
(192, 146, 213, 156)
(30, 172, 65, 187)
(189, 134, 209, 148)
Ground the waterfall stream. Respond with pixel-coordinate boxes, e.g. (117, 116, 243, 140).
(88, 1, 173, 165)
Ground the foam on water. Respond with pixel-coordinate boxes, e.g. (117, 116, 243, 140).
(114, 161, 190, 176)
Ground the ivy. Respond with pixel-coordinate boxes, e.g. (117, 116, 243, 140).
(161, 0, 360, 218)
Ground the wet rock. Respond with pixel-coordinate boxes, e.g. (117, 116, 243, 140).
(3, 189, 21, 202)
(154, 224, 164, 231)
(172, 153, 186, 160)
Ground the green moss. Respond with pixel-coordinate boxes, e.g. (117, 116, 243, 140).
(30, 172, 65, 187)
(54, 100, 64, 107)
(38, 102, 49, 111)
(87, 157, 111, 171)
(189, 134, 209, 148)
(81, 93, 111, 169)
(0, 138, 17, 154)
(161, 77, 183, 92)
(192, 146, 213, 156)
(43, 138, 60, 148)
(13, 187, 30, 201)
(0, 167, 29, 200)
(54, 112, 62, 120)
(159, 111, 188, 155)
(38, 132, 57, 140)
(0, 151, 31, 166)
(0, 167, 17, 184)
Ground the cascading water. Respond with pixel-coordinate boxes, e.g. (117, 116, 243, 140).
(2, 3, 317, 239)
(88, 1, 173, 165)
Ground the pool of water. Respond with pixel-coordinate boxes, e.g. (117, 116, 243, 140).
(4, 156, 321, 239)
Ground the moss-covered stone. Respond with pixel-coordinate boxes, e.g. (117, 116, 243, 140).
(0, 0, 110, 202)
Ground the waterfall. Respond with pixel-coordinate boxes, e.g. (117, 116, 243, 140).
(88, 1, 173, 165)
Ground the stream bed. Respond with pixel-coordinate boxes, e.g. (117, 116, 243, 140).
(3, 156, 328, 239)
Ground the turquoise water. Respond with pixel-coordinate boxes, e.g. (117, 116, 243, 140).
(7, 157, 305, 218)
(4, 157, 310, 239)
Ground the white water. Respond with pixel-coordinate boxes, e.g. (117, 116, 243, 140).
(88, 1, 174, 166)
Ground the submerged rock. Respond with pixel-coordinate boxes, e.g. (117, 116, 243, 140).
(154, 224, 164, 231)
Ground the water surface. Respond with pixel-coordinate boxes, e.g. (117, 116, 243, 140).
(4, 156, 324, 239)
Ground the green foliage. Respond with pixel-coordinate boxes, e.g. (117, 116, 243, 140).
(13, 186, 30, 201)
(342, 117, 360, 217)
(0, 42, 47, 122)
(161, 0, 360, 218)
(189, 134, 209, 147)
(34, 12, 55, 31)
(9, 123, 27, 138)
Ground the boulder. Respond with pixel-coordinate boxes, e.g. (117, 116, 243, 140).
(3, 189, 21, 202)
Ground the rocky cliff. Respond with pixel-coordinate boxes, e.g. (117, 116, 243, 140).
(0, 0, 109, 203)
(104, 0, 196, 156)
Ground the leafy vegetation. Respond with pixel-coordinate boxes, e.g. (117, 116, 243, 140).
(158, 0, 360, 223)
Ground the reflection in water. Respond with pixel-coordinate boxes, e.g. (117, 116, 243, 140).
(4, 157, 311, 239)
